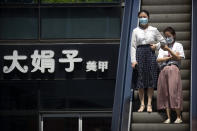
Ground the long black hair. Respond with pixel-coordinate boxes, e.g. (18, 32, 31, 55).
(138, 10, 150, 18)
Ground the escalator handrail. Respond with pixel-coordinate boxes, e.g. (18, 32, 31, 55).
(111, 0, 140, 131)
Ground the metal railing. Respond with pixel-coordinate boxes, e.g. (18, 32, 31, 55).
(111, 0, 140, 131)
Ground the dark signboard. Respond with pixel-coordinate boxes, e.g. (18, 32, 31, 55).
(0, 43, 119, 110)
(0, 44, 119, 80)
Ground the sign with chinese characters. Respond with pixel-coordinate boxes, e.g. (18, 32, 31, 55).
(0, 44, 119, 80)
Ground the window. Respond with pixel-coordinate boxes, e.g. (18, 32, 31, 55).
(0, 0, 120, 4)
(0, 8, 38, 40)
(41, 7, 121, 39)
(83, 117, 111, 131)
(0, 0, 37, 4)
(0, 115, 38, 131)
(41, 114, 111, 131)
(0, 81, 38, 110)
(43, 117, 78, 131)
(40, 80, 115, 110)
(0, 0, 122, 40)
(42, 0, 120, 4)
(0, 80, 115, 111)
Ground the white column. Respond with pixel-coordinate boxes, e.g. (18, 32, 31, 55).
(78, 116, 82, 131)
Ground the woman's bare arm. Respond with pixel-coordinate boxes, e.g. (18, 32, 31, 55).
(157, 57, 172, 63)
(161, 45, 181, 61)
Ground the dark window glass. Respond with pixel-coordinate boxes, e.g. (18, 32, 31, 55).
(41, 0, 120, 4)
(0, 115, 38, 131)
(0, 0, 37, 4)
(0, 8, 38, 40)
(0, 81, 38, 110)
(40, 80, 115, 110)
(43, 117, 78, 131)
(83, 117, 111, 131)
(40, 7, 121, 39)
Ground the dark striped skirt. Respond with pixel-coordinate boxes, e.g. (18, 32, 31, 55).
(133, 44, 159, 89)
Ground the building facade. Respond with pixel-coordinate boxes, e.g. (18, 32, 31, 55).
(0, 0, 124, 131)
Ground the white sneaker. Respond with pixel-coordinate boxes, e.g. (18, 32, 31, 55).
(163, 119, 171, 124)
(174, 118, 183, 124)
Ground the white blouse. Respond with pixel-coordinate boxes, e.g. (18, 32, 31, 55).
(130, 26, 166, 63)
(157, 42, 185, 67)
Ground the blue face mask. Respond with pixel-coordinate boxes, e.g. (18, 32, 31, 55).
(139, 18, 148, 25)
(166, 37, 174, 44)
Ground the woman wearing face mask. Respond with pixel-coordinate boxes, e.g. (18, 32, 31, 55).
(131, 10, 166, 113)
(157, 27, 185, 123)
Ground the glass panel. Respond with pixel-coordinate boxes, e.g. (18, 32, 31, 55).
(0, 115, 38, 131)
(42, 0, 120, 4)
(40, 80, 115, 110)
(0, 0, 37, 4)
(83, 117, 111, 131)
(0, 81, 38, 110)
(0, 8, 38, 40)
(41, 7, 121, 39)
(43, 117, 78, 131)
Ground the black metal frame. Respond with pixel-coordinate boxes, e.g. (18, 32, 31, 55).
(39, 111, 112, 131)
(111, 0, 140, 130)
(191, 0, 197, 131)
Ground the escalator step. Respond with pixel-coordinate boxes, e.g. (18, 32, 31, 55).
(176, 32, 191, 40)
(181, 70, 190, 80)
(159, 32, 190, 40)
(131, 0, 191, 131)
(134, 90, 190, 101)
(182, 80, 190, 90)
(132, 112, 189, 123)
(149, 14, 191, 23)
(142, 0, 191, 5)
(150, 23, 190, 32)
(142, 5, 191, 14)
(132, 101, 190, 112)
(178, 40, 191, 50)
(168, 32, 190, 40)
(181, 59, 191, 69)
(131, 123, 189, 131)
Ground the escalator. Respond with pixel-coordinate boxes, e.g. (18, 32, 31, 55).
(131, 0, 191, 131)
(111, 0, 192, 131)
